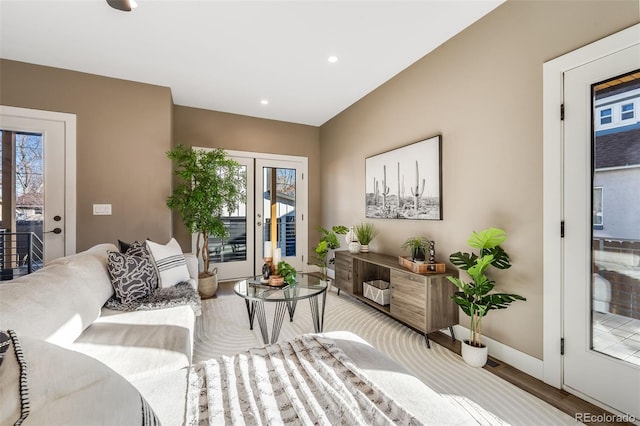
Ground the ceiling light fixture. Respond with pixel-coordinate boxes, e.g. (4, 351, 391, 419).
(328, 56, 338, 63)
(261, 99, 269, 105)
(107, 0, 137, 12)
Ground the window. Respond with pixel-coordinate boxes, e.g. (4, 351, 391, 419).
(599, 108, 612, 125)
(621, 103, 634, 121)
(593, 187, 603, 229)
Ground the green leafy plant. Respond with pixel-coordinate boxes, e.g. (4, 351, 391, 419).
(277, 261, 297, 286)
(166, 144, 245, 278)
(354, 222, 378, 245)
(447, 227, 526, 348)
(314, 225, 348, 278)
(401, 236, 431, 262)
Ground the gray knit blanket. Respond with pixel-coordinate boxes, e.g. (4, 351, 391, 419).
(105, 282, 202, 316)
(186, 334, 423, 425)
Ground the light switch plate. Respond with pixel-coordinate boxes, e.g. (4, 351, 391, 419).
(93, 204, 112, 215)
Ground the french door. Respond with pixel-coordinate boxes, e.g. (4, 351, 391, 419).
(563, 42, 640, 419)
(200, 150, 307, 281)
(0, 106, 76, 266)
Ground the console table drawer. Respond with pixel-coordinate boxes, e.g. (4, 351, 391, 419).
(334, 251, 353, 294)
(390, 302, 426, 332)
(390, 270, 427, 300)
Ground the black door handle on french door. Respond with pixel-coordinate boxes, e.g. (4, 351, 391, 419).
(45, 228, 62, 234)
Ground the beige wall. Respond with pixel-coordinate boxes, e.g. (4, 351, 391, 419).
(172, 106, 320, 256)
(1, 0, 637, 359)
(319, 0, 639, 359)
(0, 59, 173, 251)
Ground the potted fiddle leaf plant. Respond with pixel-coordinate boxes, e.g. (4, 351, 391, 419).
(166, 144, 245, 298)
(401, 236, 431, 263)
(447, 227, 526, 367)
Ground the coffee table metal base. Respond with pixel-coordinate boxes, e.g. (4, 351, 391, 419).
(244, 291, 327, 344)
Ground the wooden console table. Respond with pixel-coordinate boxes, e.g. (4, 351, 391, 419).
(334, 251, 459, 347)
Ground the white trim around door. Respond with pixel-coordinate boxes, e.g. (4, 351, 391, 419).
(543, 22, 639, 392)
(0, 105, 77, 258)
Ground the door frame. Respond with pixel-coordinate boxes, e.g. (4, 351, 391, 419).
(543, 24, 640, 390)
(0, 105, 77, 258)
(190, 149, 309, 280)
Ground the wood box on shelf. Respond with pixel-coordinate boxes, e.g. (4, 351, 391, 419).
(398, 256, 446, 274)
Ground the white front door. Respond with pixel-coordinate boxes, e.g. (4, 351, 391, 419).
(563, 43, 640, 419)
(0, 106, 76, 264)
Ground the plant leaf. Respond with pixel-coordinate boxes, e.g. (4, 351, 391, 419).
(449, 251, 477, 270)
(467, 227, 506, 250)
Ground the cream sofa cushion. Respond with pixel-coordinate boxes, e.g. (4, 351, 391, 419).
(0, 331, 158, 426)
(0, 245, 115, 347)
(71, 304, 196, 382)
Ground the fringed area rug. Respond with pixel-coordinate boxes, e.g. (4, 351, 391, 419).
(194, 283, 577, 425)
(187, 334, 421, 425)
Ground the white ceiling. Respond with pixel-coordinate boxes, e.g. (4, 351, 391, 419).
(0, 0, 504, 126)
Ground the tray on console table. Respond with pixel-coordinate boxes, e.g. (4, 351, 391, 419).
(398, 256, 446, 274)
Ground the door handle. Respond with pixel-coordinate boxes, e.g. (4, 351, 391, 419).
(45, 228, 62, 234)
(257, 221, 262, 226)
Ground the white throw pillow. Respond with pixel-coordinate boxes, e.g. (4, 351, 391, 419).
(146, 238, 190, 288)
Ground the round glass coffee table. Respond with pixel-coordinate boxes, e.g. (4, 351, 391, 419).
(234, 273, 328, 344)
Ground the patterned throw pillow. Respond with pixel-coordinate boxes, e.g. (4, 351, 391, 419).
(107, 251, 156, 304)
(146, 238, 190, 288)
(126, 241, 159, 290)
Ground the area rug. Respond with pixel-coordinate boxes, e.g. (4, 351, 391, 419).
(194, 282, 576, 425)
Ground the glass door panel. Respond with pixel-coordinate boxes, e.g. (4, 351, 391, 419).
(591, 70, 640, 363)
(0, 130, 45, 279)
(256, 159, 303, 272)
(203, 156, 253, 280)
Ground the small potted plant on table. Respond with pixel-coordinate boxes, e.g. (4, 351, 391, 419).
(354, 222, 378, 253)
(447, 227, 526, 367)
(401, 236, 431, 263)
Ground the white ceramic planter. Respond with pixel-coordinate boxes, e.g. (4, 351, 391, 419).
(360, 244, 369, 253)
(348, 241, 361, 254)
(461, 340, 488, 368)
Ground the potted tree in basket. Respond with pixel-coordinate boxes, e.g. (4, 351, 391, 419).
(447, 227, 526, 367)
(166, 144, 244, 298)
(401, 236, 431, 263)
(354, 222, 378, 253)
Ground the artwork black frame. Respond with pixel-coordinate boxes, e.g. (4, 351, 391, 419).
(365, 135, 442, 220)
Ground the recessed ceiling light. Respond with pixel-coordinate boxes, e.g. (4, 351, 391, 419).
(261, 99, 269, 105)
(106, 0, 137, 11)
(328, 56, 338, 63)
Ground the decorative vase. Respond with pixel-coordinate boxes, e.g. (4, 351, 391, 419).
(198, 270, 218, 299)
(345, 226, 356, 245)
(461, 340, 488, 368)
(348, 241, 361, 254)
(360, 244, 369, 253)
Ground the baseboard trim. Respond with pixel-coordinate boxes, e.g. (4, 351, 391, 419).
(443, 325, 544, 381)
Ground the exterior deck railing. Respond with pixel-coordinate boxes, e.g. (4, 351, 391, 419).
(0, 230, 44, 280)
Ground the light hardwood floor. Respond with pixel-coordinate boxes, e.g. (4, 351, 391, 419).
(428, 332, 634, 426)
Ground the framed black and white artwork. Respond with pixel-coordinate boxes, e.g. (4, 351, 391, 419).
(365, 135, 442, 220)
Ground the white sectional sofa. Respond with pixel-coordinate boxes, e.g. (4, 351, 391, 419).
(1, 242, 477, 425)
(0, 242, 200, 424)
